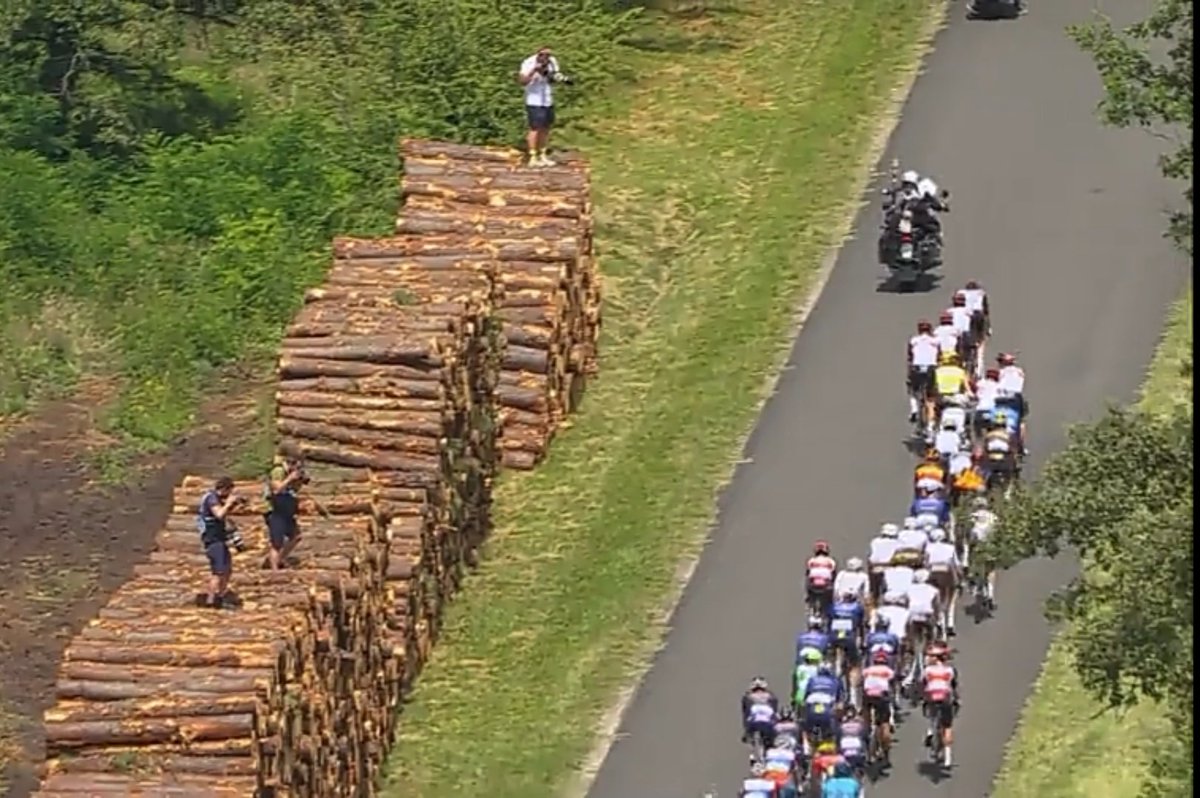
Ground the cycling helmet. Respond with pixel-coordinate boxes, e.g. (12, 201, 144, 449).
(779, 706, 795, 722)
(813, 541, 831, 556)
(873, 615, 891, 630)
(846, 557, 864, 572)
(833, 761, 853, 778)
(997, 352, 1016, 365)
(985, 367, 1000, 379)
(816, 740, 837, 755)
(817, 664, 835, 678)
(882, 591, 905, 606)
(803, 649, 823, 665)
(924, 448, 941, 462)
(902, 516, 917, 530)
(927, 640, 951, 660)
(920, 516, 937, 531)
(952, 292, 966, 307)
(808, 614, 825, 629)
(842, 704, 858, 720)
(749, 761, 766, 777)
(939, 310, 953, 324)
(881, 523, 899, 538)
(872, 648, 891, 664)
(972, 496, 989, 510)
(913, 568, 930, 584)
(776, 735, 796, 751)
(901, 170, 919, 185)
(917, 319, 933, 333)
(938, 350, 959, 365)
(750, 676, 768, 691)
(930, 528, 947, 543)
(841, 591, 858, 603)
(965, 280, 980, 290)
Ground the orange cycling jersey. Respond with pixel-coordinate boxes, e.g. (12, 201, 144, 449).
(953, 469, 985, 492)
(915, 463, 945, 483)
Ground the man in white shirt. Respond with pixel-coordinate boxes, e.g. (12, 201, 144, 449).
(518, 47, 567, 167)
(908, 320, 940, 423)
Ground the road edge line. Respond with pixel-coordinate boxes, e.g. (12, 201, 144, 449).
(563, 2, 954, 796)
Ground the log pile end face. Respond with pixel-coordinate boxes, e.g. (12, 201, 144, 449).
(35, 139, 599, 798)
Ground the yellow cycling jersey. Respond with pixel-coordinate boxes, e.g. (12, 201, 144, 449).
(935, 365, 967, 395)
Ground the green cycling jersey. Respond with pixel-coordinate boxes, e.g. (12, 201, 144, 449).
(793, 663, 820, 703)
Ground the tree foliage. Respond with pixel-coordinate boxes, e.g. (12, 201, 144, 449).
(986, 405, 1193, 797)
(0, 0, 640, 433)
(1070, 0, 1194, 251)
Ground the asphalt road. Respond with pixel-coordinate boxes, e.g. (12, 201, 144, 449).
(586, 0, 1186, 796)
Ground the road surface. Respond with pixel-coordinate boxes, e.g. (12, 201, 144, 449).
(586, 0, 1186, 796)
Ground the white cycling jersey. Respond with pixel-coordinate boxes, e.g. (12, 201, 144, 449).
(906, 582, 939, 620)
(897, 527, 929, 553)
(935, 428, 960, 459)
(868, 537, 899, 567)
(834, 571, 869, 601)
(970, 509, 997, 542)
(747, 702, 776, 723)
(925, 541, 959, 573)
(986, 433, 1011, 455)
(948, 449, 972, 476)
(948, 306, 972, 334)
(976, 378, 1000, 411)
(934, 324, 959, 353)
(877, 605, 911, 641)
(764, 747, 796, 774)
(999, 365, 1025, 395)
(961, 288, 986, 313)
(883, 565, 915, 595)
(741, 777, 775, 798)
(910, 334, 939, 368)
(941, 406, 967, 433)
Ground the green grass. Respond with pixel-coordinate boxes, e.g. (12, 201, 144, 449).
(990, 285, 1192, 798)
(381, 1, 946, 795)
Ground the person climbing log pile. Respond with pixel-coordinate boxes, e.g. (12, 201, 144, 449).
(397, 137, 602, 469)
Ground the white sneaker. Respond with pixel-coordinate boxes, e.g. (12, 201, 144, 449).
(538, 154, 558, 167)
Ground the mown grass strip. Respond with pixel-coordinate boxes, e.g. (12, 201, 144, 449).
(989, 285, 1192, 798)
(382, 1, 943, 795)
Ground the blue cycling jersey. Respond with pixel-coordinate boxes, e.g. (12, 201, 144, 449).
(994, 405, 1020, 433)
(829, 602, 864, 642)
(910, 495, 949, 525)
(795, 630, 831, 660)
(804, 673, 842, 707)
(866, 631, 900, 660)
(822, 776, 861, 798)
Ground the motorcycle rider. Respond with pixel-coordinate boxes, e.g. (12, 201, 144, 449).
(907, 319, 940, 423)
(743, 677, 780, 747)
(891, 169, 949, 242)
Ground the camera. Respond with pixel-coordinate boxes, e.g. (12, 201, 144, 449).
(536, 57, 574, 86)
(226, 523, 247, 553)
(290, 460, 311, 486)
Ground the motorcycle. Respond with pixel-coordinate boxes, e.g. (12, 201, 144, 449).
(966, 0, 1022, 19)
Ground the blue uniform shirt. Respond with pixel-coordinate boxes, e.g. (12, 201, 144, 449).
(829, 601, 864, 642)
(795, 630, 831, 661)
(910, 495, 950, 526)
(822, 776, 862, 798)
(804, 673, 842, 707)
(866, 631, 900, 663)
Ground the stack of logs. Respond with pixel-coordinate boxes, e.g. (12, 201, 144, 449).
(34, 139, 599, 797)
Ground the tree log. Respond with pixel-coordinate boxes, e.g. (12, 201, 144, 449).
(275, 405, 445, 437)
(499, 306, 559, 327)
(501, 450, 540, 470)
(56, 678, 269, 702)
(501, 324, 553, 350)
(277, 358, 452, 392)
(405, 193, 586, 220)
(333, 235, 579, 264)
(395, 214, 578, 239)
(278, 343, 445, 367)
(277, 419, 443, 457)
(401, 138, 520, 164)
(63, 643, 283, 670)
(278, 440, 445, 475)
(46, 752, 258, 777)
(276, 382, 448, 409)
(45, 714, 255, 749)
(501, 346, 550, 374)
(495, 385, 548, 413)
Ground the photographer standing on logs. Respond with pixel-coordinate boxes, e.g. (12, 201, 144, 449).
(264, 455, 310, 570)
(196, 476, 247, 609)
(518, 46, 572, 168)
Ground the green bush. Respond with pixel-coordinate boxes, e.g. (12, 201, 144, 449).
(0, 0, 638, 436)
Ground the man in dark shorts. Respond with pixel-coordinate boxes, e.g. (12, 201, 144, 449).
(518, 47, 565, 167)
(196, 476, 245, 608)
(265, 456, 310, 570)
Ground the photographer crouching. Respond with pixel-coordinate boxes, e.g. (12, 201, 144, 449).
(264, 456, 311, 570)
(518, 46, 573, 167)
(196, 476, 247, 609)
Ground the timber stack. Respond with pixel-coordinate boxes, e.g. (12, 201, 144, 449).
(34, 475, 390, 798)
(397, 137, 601, 470)
(34, 138, 598, 797)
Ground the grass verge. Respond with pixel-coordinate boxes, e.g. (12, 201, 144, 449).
(989, 285, 1192, 798)
(381, 0, 944, 795)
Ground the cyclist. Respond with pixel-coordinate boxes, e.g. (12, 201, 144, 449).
(925, 527, 963, 637)
(740, 761, 778, 798)
(960, 280, 991, 344)
(774, 705, 801, 747)
(932, 311, 960, 359)
(947, 292, 975, 369)
(908, 319, 940, 424)
(867, 524, 899, 607)
(909, 486, 951, 536)
(806, 541, 838, 618)
(983, 416, 1018, 491)
(801, 664, 843, 755)
(792, 648, 824, 715)
(967, 497, 998, 606)
(810, 741, 844, 795)
(742, 677, 780, 748)
(829, 591, 866, 700)
(833, 557, 869, 607)
(934, 350, 974, 413)
(876, 592, 913, 686)
(995, 352, 1029, 453)
(921, 641, 960, 768)
(763, 733, 800, 796)
(905, 569, 940, 660)
(865, 616, 901, 670)
(914, 448, 947, 494)
(821, 760, 862, 798)
(795, 615, 832, 665)
(861, 649, 896, 763)
(837, 705, 869, 777)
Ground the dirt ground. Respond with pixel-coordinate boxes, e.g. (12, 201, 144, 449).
(0, 378, 270, 797)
